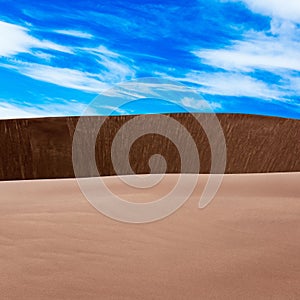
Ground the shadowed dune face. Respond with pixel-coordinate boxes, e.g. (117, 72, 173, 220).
(0, 173, 299, 299)
(0, 113, 299, 180)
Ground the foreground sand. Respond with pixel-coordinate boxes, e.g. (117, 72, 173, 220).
(0, 173, 299, 299)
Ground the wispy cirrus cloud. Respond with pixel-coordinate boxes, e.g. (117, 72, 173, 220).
(96, 105, 128, 115)
(0, 20, 72, 56)
(182, 71, 286, 100)
(95, 79, 223, 114)
(0, 98, 86, 119)
(82, 45, 122, 58)
(1, 60, 110, 92)
(0, 102, 43, 119)
(181, 97, 221, 110)
(190, 1, 300, 106)
(53, 29, 93, 39)
(0, 19, 135, 93)
(1, 54, 135, 93)
(193, 31, 300, 73)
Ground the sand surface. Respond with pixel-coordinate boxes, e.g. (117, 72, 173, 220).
(0, 173, 300, 299)
(1, 114, 300, 180)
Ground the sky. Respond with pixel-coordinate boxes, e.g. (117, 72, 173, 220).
(0, 0, 300, 119)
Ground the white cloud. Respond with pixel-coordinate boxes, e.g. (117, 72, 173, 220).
(0, 21, 36, 56)
(1, 42, 136, 93)
(96, 56, 135, 82)
(181, 0, 300, 106)
(98, 80, 223, 112)
(193, 31, 300, 73)
(101, 81, 190, 99)
(281, 73, 300, 97)
(1, 60, 110, 93)
(237, 0, 300, 22)
(32, 51, 54, 61)
(0, 102, 42, 119)
(269, 18, 297, 36)
(35, 40, 72, 53)
(157, 71, 286, 101)
(0, 99, 86, 120)
(0, 20, 72, 57)
(183, 71, 286, 100)
(53, 29, 93, 39)
(0, 20, 135, 93)
(181, 97, 221, 110)
(82, 46, 136, 81)
(97, 105, 128, 114)
(81, 45, 121, 58)
(191, 1, 300, 103)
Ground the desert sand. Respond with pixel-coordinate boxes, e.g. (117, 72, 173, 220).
(0, 173, 299, 299)
(1, 113, 299, 180)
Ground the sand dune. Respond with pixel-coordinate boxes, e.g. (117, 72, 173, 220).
(1, 173, 299, 299)
(1, 113, 299, 180)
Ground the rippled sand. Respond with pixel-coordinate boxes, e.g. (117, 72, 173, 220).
(0, 173, 299, 299)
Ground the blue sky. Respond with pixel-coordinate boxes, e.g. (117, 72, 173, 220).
(0, 0, 300, 119)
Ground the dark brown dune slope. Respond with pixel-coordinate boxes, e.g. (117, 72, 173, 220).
(0, 113, 299, 180)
